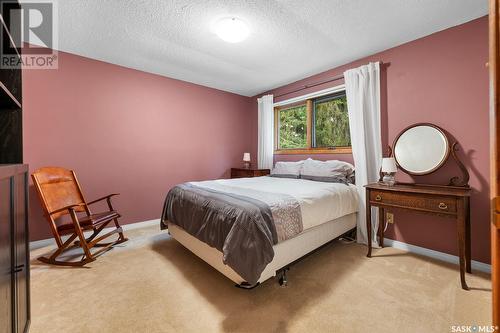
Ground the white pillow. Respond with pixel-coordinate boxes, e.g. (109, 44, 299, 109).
(270, 160, 304, 179)
(301, 158, 354, 179)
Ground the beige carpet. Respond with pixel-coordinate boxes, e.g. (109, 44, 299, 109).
(30, 225, 491, 333)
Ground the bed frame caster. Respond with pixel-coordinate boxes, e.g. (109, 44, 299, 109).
(278, 267, 290, 287)
(235, 282, 260, 289)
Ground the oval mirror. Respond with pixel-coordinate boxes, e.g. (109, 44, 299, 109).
(393, 124, 449, 175)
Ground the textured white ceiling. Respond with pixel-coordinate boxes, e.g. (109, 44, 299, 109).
(25, 0, 487, 96)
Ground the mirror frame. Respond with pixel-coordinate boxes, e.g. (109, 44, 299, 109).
(392, 123, 451, 176)
(385, 122, 470, 187)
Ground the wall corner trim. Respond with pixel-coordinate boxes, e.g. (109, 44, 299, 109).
(384, 238, 491, 274)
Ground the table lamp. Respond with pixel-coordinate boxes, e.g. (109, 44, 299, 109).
(381, 157, 397, 186)
(243, 153, 251, 169)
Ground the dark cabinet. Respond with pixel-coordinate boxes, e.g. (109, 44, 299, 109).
(0, 108, 22, 163)
(0, 0, 22, 164)
(0, 176, 12, 333)
(0, 64, 22, 107)
(0, 165, 30, 333)
(0, 1, 27, 330)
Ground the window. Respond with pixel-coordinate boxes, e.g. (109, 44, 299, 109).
(278, 104, 307, 149)
(274, 91, 351, 154)
(313, 93, 350, 148)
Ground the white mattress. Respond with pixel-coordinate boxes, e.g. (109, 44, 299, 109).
(189, 176, 359, 231)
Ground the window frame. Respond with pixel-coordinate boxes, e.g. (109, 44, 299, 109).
(274, 91, 352, 155)
(275, 101, 308, 151)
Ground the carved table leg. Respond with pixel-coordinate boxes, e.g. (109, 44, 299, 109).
(366, 189, 372, 258)
(457, 198, 469, 290)
(378, 207, 385, 248)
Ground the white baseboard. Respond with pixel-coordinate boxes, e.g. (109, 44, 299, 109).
(121, 219, 160, 231)
(30, 221, 491, 274)
(29, 238, 54, 251)
(29, 219, 160, 251)
(384, 238, 491, 274)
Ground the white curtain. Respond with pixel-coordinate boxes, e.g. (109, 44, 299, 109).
(257, 94, 274, 169)
(344, 62, 382, 246)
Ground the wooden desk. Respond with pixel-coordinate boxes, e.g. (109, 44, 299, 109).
(365, 182, 472, 290)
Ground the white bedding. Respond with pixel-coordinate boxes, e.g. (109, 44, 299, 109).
(190, 176, 359, 231)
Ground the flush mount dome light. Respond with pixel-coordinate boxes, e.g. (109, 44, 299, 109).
(214, 17, 249, 43)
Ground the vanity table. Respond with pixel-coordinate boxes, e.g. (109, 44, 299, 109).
(365, 123, 472, 290)
(365, 183, 471, 290)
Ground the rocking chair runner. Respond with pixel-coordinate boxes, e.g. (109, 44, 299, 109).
(32, 167, 128, 266)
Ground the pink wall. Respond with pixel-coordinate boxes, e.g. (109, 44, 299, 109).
(257, 17, 490, 263)
(23, 51, 255, 241)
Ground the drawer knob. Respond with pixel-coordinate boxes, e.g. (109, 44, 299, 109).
(438, 202, 448, 210)
(375, 195, 382, 201)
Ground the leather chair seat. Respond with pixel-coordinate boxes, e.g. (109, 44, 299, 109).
(57, 211, 120, 234)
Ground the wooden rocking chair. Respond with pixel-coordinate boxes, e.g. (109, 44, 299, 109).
(32, 167, 128, 266)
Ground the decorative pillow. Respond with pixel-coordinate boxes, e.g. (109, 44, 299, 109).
(300, 159, 355, 184)
(270, 160, 304, 179)
(327, 159, 356, 184)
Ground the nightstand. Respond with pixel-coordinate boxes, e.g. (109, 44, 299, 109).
(230, 168, 270, 178)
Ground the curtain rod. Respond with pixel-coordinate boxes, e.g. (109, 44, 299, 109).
(274, 61, 384, 99)
(274, 74, 344, 98)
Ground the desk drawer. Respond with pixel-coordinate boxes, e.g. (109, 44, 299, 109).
(369, 190, 457, 214)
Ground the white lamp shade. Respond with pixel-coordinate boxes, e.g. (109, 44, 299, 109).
(243, 153, 251, 162)
(381, 157, 397, 173)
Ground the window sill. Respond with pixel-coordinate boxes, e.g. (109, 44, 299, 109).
(274, 147, 352, 155)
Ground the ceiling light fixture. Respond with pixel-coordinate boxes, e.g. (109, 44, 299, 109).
(214, 17, 249, 43)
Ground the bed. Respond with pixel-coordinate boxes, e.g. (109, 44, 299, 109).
(160, 174, 359, 287)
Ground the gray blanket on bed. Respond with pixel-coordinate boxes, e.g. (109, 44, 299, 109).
(162, 183, 282, 285)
